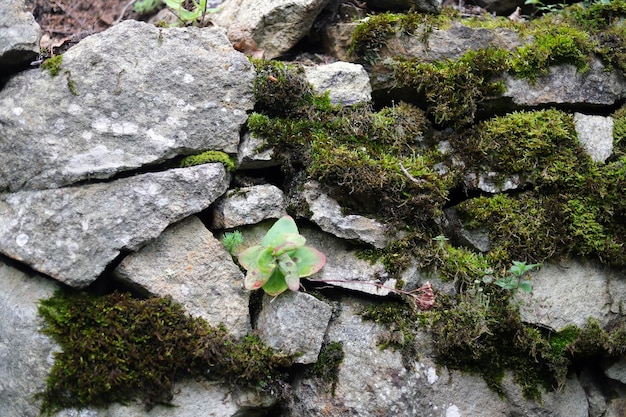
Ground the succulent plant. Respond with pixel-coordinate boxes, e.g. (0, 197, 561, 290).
(238, 216, 326, 296)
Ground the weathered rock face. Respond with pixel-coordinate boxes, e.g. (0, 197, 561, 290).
(503, 58, 626, 107)
(256, 291, 333, 364)
(517, 259, 626, 331)
(0, 0, 40, 71)
(0, 261, 60, 417)
(114, 216, 251, 338)
(212, 0, 331, 59)
(0, 20, 254, 192)
(0, 164, 229, 288)
(3, 3, 626, 417)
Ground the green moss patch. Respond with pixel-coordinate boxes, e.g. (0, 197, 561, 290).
(41, 55, 63, 76)
(180, 150, 236, 171)
(248, 68, 459, 231)
(38, 291, 292, 415)
(308, 341, 345, 395)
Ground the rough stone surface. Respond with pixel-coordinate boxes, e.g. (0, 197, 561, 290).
(500, 371, 589, 417)
(0, 20, 254, 192)
(604, 358, 626, 385)
(0, 164, 229, 288)
(365, 0, 442, 13)
(286, 296, 511, 417)
(503, 58, 626, 106)
(0, 260, 60, 417)
(213, 0, 331, 59)
(303, 62, 372, 105)
(237, 131, 279, 170)
(517, 258, 626, 331)
(303, 181, 393, 249)
(0, 0, 40, 70)
(54, 379, 276, 417)
(212, 184, 288, 229)
(114, 216, 251, 338)
(256, 291, 332, 364)
(574, 113, 614, 163)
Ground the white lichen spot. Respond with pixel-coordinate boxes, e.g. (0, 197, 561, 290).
(53, 118, 66, 133)
(176, 99, 186, 108)
(111, 111, 120, 119)
(92, 116, 111, 133)
(180, 283, 190, 296)
(15, 233, 29, 247)
(183, 73, 195, 84)
(111, 121, 139, 136)
(146, 128, 175, 147)
(82, 131, 93, 141)
(81, 219, 89, 232)
(12, 107, 23, 116)
(67, 103, 82, 115)
(66, 145, 126, 174)
(446, 404, 461, 417)
(427, 367, 439, 384)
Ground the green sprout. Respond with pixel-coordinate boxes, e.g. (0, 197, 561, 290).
(163, 0, 219, 25)
(495, 261, 540, 293)
(221, 230, 244, 255)
(238, 216, 326, 296)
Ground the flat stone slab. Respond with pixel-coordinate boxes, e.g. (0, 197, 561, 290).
(0, 164, 229, 288)
(115, 216, 251, 338)
(0, 20, 254, 191)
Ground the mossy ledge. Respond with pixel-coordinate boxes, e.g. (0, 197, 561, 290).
(349, 1, 626, 127)
(37, 290, 292, 415)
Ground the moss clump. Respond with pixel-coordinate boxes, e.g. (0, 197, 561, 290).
(393, 48, 510, 128)
(511, 25, 592, 82)
(38, 291, 291, 415)
(451, 109, 626, 268)
(248, 93, 458, 230)
(41, 55, 63, 76)
(359, 301, 423, 360)
(251, 59, 315, 118)
(349, 11, 455, 63)
(430, 290, 579, 400)
(308, 341, 345, 395)
(179, 150, 236, 171)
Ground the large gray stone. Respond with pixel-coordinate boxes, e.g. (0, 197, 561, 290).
(54, 379, 276, 417)
(517, 258, 626, 331)
(0, 260, 60, 417)
(503, 58, 626, 107)
(256, 291, 332, 364)
(114, 216, 251, 338)
(303, 62, 372, 105)
(303, 181, 394, 249)
(213, 0, 331, 59)
(0, 0, 40, 71)
(212, 184, 288, 229)
(0, 164, 229, 288)
(0, 20, 254, 192)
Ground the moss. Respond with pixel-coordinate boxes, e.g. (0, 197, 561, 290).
(251, 59, 315, 118)
(41, 55, 63, 76)
(511, 25, 593, 82)
(359, 301, 423, 359)
(308, 341, 344, 395)
(248, 92, 458, 231)
(349, 11, 455, 63)
(37, 291, 292, 415)
(179, 150, 236, 171)
(392, 47, 510, 128)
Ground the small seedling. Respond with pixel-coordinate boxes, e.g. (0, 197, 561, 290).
(238, 216, 326, 296)
(163, 0, 219, 25)
(495, 261, 540, 293)
(221, 230, 244, 255)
